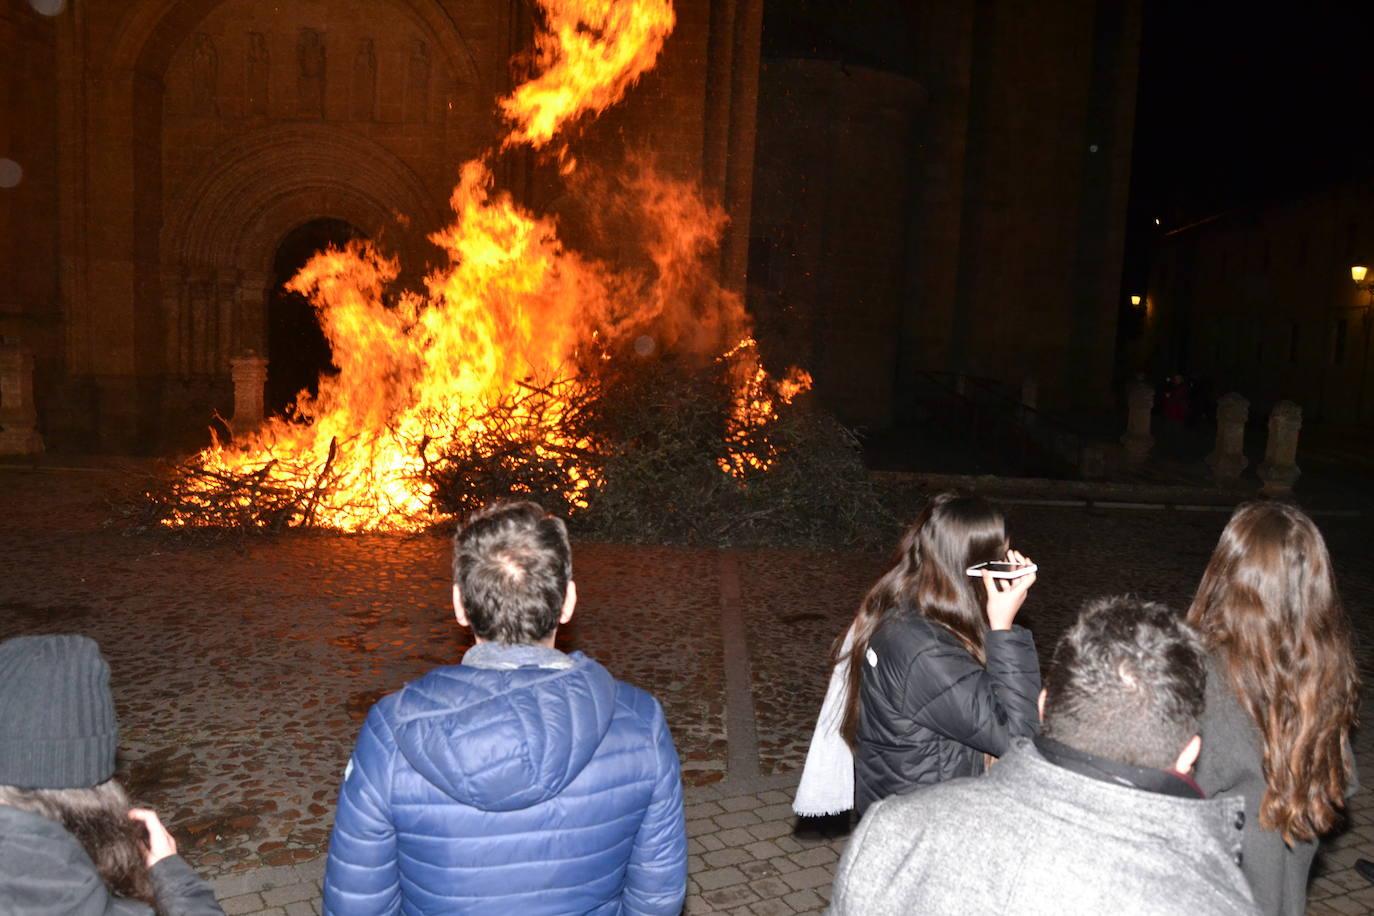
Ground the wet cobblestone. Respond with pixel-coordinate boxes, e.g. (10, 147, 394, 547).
(3, 464, 1374, 914)
(0, 468, 726, 876)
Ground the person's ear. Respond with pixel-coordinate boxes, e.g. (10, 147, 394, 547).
(560, 580, 577, 626)
(1175, 734, 1202, 774)
(453, 584, 470, 629)
(1037, 688, 1047, 723)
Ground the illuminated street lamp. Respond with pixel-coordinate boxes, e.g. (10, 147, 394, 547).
(1130, 294, 1142, 307)
(1350, 266, 1374, 420)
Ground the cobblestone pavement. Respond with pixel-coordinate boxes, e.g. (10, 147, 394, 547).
(2, 463, 1374, 914)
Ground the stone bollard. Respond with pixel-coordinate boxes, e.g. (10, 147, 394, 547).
(0, 341, 44, 455)
(1206, 392, 1249, 483)
(230, 350, 269, 429)
(1120, 380, 1154, 465)
(1258, 400, 1302, 497)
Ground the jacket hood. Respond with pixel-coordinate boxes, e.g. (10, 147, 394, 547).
(389, 651, 618, 812)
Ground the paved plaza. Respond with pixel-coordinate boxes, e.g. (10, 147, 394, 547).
(3, 462, 1374, 914)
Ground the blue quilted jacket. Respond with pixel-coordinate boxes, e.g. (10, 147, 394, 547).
(322, 646, 687, 915)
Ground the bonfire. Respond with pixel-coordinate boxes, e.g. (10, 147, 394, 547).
(155, 0, 811, 533)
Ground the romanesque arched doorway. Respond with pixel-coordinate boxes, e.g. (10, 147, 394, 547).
(265, 218, 364, 415)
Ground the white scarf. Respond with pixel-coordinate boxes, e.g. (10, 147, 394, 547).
(792, 624, 856, 816)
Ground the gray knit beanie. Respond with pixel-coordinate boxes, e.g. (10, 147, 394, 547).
(0, 634, 118, 789)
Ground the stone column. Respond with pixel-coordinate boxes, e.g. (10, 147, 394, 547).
(230, 350, 269, 429)
(1258, 400, 1303, 497)
(1120, 380, 1154, 465)
(1206, 392, 1249, 483)
(0, 341, 44, 454)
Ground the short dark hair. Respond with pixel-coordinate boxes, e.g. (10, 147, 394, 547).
(1042, 596, 1205, 770)
(452, 501, 572, 644)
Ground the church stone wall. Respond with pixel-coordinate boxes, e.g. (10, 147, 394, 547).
(24, 0, 755, 453)
(0, 7, 61, 430)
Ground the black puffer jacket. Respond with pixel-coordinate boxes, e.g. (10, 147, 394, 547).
(854, 611, 1041, 814)
(0, 804, 224, 915)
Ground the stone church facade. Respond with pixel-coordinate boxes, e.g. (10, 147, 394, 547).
(2, 0, 762, 451)
(3, 0, 1137, 453)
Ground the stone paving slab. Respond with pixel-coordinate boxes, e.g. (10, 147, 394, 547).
(5, 465, 1374, 914)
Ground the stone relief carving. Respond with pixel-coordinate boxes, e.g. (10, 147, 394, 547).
(296, 28, 326, 118)
(405, 39, 430, 122)
(351, 38, 377, 121)
(167, 266, 259, 376)
(191, 33, 219, 115)
(246, 31, 270, 117)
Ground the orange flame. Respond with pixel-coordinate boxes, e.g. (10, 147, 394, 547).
(500, 0, 676, 150)
(171, 0, 811, 532)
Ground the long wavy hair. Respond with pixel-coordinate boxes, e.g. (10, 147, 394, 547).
(834, 492, 1008, 746)
(0, 779, 159, 911)
(1186, 501, 1359, 845)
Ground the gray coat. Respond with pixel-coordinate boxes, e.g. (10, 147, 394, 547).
(0, 804, 224, 915)
(829, 737, 1258, 916)
(1194, 656, 1358, 916)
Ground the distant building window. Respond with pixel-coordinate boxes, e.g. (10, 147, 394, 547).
(1331, 319, 1348, 366)
(1289, 322, 1301, 364)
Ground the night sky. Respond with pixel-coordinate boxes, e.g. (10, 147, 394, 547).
(1133, 0, 1374, 225)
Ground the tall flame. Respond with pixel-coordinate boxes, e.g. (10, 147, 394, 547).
(500, 0, 676, 149)
(171, 0, 809, 531)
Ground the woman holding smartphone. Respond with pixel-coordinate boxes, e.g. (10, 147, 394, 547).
(837, 492, 1041, 814)
(1187, 502, 1359, 916)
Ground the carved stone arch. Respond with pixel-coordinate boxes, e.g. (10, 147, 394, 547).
(103, 0, 484, 88)
(160, 124, 445, 376)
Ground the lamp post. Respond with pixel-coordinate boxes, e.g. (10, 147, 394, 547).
(1351, 266, 1374, 421)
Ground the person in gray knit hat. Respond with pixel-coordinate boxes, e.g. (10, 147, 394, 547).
(0, 634, 225, 915)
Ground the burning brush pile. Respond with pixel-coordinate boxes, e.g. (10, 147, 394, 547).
(146, 0, 890, 546)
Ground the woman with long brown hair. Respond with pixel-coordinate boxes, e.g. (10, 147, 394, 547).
(794, 492, 1041, 819)
(0, 634, 224, 915)
(1187, 501, 1359, 916)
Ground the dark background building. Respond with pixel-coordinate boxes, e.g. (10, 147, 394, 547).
(1119, 0, 1374, 427)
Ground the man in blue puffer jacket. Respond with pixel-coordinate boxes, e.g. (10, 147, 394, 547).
(323, 501, 687, 915)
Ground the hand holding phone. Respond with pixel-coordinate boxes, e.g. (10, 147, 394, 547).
(980, 549, 1036, 630)
(965, 561, 1038, 579)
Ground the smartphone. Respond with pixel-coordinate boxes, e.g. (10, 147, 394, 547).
(965, 561, 1037, 579)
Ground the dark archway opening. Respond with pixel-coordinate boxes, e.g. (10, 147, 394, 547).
(265, 218, 364, 415)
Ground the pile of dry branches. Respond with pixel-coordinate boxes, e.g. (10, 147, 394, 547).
(141, 353, 895, 548)
(141, 438, 342, 533)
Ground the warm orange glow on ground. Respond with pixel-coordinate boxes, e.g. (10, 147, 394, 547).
(170, 0, 809, 532)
